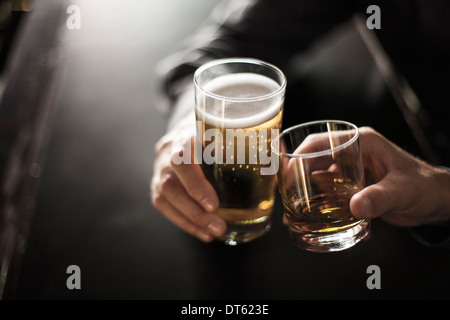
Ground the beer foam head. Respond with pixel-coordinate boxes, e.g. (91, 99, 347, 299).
(196, 73, 283, 129)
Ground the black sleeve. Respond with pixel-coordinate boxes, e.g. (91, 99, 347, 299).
(153, 0, 354, 128)
(410, 226, 450, 249)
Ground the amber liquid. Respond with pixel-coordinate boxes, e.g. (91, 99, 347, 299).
(195, 73, 283, 243)
(199, 111, 282, 226)
(198, 113, 282, 245)
(284, 175, 364, 234)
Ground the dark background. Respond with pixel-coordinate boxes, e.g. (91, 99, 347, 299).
(0, 0, 449, 300)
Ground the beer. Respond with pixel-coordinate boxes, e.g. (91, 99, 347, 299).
(195, 72, 284, 244)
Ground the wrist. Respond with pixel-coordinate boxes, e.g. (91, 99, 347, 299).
(155, 110, 196, 155)
(167, 84, 195, 131)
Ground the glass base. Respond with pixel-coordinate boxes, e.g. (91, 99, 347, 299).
(218, 216, 272, 246)
(288, 219, 370, 252)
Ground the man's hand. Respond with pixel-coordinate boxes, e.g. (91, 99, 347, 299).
(150, 112, 227, 242)
(350, 127, 450, 227)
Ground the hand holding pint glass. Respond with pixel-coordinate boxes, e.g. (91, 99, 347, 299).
(194, 58, 286, 245)
(272, 120, 371, 252)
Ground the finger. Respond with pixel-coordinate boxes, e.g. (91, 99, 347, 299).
(350, 173, 407, 220)
(357, 127, 392, 181)
(171, 161, 219, 214)
(284, 157, 336, 190)
(160, 172, 226, 237)
(292, 130, 356, 155)
(169, 138, 220, 213)
(379, 212, 422, 227)
(152, 192, 214, 242)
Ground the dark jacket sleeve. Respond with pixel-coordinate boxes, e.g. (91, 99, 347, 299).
(410, 225, 450, 249)
(153, 0, 353, 129)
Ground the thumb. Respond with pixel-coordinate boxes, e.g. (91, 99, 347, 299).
(350, 174, 402, 220)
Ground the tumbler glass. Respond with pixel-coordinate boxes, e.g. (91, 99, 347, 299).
(272, 120, 370, 252)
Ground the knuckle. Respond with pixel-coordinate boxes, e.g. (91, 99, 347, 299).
(151, 191, 164, 209)
(159, 171, 178, 194)
(359, 126, 377, 136)
(359, 126, 376, 133)
(170, 148, 183, 166)
(170, 138, 193, 166)
(186, 223, 212, 242)
(188, 210, 205, 224)
(360, 126, 386, 143)
(187, 185, 207, 202)
(359, 126, 389, 149)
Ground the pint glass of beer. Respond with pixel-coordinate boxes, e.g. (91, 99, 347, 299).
(272, 120, 370, 252)
(194, 58, 286, 245)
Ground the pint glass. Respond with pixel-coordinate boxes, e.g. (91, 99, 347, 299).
(194, 58, 286, 245)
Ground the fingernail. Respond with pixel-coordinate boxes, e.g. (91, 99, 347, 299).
(207, 222, 225, 237)
(198, 229, 213, 242)
(201, 198, 216, 212)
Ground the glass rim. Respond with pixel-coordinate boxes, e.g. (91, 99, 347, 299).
(193, 57, 287, 102)
(272, 120, 360, 159)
